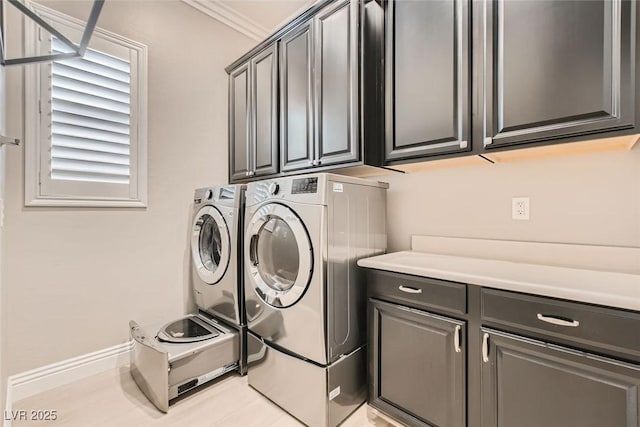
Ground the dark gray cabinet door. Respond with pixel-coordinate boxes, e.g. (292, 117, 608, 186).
(280, 21, 315, 172)
(251, 44, 278, 177)
(229, 63, 251, 182)
(385, 0, 470, 162)
(370, 300, 466, 427)
(481, 329, 640, 427)
(315, 0, 360, 167)
(478, 0, 636, 148)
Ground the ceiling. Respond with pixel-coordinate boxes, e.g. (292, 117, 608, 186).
(183, 0, 316, 41)
(221, 0, 315, 31)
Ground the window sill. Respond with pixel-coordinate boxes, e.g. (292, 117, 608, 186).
(25, 197, 147, 208)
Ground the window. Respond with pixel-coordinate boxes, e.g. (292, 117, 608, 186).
(25, 3, 147, 207)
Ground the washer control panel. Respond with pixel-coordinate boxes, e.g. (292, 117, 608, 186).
(291, 177, 318, 194)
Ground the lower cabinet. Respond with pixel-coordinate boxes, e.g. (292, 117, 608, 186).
(370, 299, 466, 427)
(480, 329, 640, 427)
(366, 270, 640, 427)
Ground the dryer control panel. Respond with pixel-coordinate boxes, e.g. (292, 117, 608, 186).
(291, 177, 318, 194)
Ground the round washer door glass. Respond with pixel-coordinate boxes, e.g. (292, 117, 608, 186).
(191, 205, 230, 284)
(246, 203, 313, 308)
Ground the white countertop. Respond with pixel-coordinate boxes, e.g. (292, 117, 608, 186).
(357, 251, 640, 311)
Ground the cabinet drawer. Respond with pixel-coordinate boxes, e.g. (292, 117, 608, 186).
(368, 270, 466, 314)
(482, 288, 640, 360)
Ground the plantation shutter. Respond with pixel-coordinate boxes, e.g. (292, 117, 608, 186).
(27, 4, 147, 207)
(50, 37, 131, 185)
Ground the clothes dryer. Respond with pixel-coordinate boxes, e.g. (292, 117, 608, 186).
(244, 173, 387, 427)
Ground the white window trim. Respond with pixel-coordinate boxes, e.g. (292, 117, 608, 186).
(24, 2, 148, 207)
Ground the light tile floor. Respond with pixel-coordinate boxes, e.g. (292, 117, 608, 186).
(11, 368, 398, 427)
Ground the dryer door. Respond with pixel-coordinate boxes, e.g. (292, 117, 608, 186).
(191, 205, 230, 284)
(245, 203, 313, 308)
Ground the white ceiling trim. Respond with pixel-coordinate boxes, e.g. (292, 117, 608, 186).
(182, 0, 270, 42)
(272, 0, 318, 31)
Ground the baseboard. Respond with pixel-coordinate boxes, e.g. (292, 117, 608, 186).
(3, 340, 133, 427)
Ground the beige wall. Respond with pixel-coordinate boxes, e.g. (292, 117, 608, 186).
(3, 0, 254, 375)
(379, 146, 640, 253)
(2, 0, 640, 383)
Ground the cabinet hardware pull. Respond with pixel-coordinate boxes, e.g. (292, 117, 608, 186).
(308, 160, 314, 166)
(245, 171, 250, 177)
(482, 333, 489, 363)
(454, 325, 461, 353)
(398, 285, 422, 294)
(536, 314, 579, 327)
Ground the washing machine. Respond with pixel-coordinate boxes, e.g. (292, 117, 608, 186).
(190, 185, 245, 326)
(244, 173, 387, 427)
(130, 184, 246, 413)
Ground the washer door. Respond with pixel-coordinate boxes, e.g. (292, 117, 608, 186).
(245, 203, 313, 308)
(191, 205, 230, 284)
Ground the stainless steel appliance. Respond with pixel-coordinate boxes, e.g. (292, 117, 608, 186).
(190, 185, 245, 327)
(130, 185, 246, 412)
(244, 173, 388, 427)
(129, 314, 238, 412)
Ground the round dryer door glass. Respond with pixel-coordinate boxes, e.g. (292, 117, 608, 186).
(256, 217, 300, 292)
(246, 203, 313, 308)
(191, 206, 231, 284)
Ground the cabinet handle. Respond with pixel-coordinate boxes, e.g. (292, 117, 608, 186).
(316, 159, 322, 166)
(308, 160, 314, 166)
(245, 171, 250, 177)
(536, 313, 580, 327)
(398, 285, 422, 294)
(454, 325, 461, 353)
(482, 333, 489, 363)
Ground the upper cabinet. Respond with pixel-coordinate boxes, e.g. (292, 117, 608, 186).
(314, 0, 360, 167)
(229, 43, 278, 183)
(384, 0, 470, 164)
(227, 0, 383, 183)
(282, 0, 362, 173)
(227, 0, 639, 180)
(477, 0, 636, 149)
(229, 63, 251, 182)
(280, 21, 315, 172)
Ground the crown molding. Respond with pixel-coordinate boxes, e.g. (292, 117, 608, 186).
(182, 0, 270, 42)
(272, 0, 318, 31)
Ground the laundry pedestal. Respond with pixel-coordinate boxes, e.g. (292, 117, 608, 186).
(129, 313, 239, 412)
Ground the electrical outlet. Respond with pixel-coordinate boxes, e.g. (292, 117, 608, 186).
(512, 197, 530, 220)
